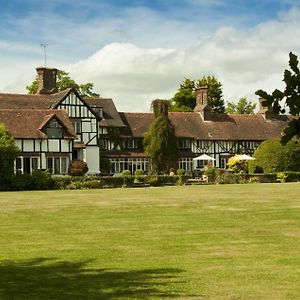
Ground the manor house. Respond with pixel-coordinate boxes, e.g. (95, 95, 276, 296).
(0, 67, 292, 175)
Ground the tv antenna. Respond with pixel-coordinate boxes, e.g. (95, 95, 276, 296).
(40, 43, 48, 67)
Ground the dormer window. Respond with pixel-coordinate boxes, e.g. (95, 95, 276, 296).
(46, 119, 64, 139)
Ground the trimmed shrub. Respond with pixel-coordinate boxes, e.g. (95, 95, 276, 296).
(134, 169, 145, 176)
(122, 170, 131, 176)
(69, 159, 89, 176)
(122, 175, 135, 187)
(276, 172, 288, 183)
(217, 173, 242, 184)
(31, 170, 55, 190)
(147, 176, 159, 186)
(11, 173, 33, 190)
(81, 180, 102, 189)
(100, 157, 111, 175)
(246, 174, 277, 183)
(281, 171, 300, 182)
(176, 169, 185, 176)
(10, 170, 55, 191)
(204, 167, 220, 182)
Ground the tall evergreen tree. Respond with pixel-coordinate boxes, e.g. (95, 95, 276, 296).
(144, 100, 178, 174)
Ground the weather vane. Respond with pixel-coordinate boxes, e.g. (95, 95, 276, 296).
(40, 43, 48, 67)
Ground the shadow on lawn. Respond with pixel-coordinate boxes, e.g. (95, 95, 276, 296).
(0, 258, 189, 299)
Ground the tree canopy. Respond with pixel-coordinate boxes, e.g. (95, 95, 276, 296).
(0, 123, 20, 189)
(226, 97, 256, 114)
(144, 100, 178, 174)
(26, 70, 100, 98)
(256, 52, 300, 144)
(248, 139, 300, 173)
(170, 76, 225, 113)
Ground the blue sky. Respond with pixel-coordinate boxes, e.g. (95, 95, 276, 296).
(0, 0, 300, 111)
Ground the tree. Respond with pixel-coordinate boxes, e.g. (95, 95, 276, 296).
(248, 139, 300, 173)
(26, 70, 100, 98)
(226, 97, 257, 114)
(0, 123, 20, 190)
(170, 76, 225, 113)
(169, 78, 195, 112)
(144, 100, 178, 174)
(256, 52, 300, 144)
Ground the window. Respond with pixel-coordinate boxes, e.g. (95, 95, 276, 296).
(99, 139, 109, 150)
(47, 157, 69, 174)
(32, 157, 38, 170)
(16, 157, 22, 172)
(72, 119, 82, 134)
(61, 157, 67, 174)
(15, 157, 39, 174)
(46, 119, 64, 139)
(178, 158, 193, 172)
(109, 158, 150, 174)
(123, 139, 135, 149)
(178, 139, 191, 150)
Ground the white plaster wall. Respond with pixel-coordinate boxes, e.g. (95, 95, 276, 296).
(48, 140, 59, 152)
(61, 140, 70, 152)
(41, 140, 48, 152)
(82, 121, 91, 132)
(85, 146, 100, 174)
(23, 140, 34, 152)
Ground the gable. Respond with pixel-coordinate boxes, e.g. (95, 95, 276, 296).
(55, 91, 97, 119)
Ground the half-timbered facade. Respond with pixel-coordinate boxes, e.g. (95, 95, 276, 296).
(100, 87, 293, 174)
(0, 68, 102, 174)
(0, 67, 294, 175)
(0, 109, 75, 174)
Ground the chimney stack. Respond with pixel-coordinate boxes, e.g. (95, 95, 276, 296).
(36, 67, 58, 94)
(194, 86, 211, 120)
(258, 97, 273, 119)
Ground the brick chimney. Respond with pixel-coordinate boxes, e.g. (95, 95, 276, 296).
(36, 67, 58, 94)
(258, 97, 273, 119)
(194, 86, 211, 120)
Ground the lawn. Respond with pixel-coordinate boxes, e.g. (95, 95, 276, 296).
(0, 183, 300, 299)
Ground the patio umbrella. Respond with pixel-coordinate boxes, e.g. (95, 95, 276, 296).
(193, 154, 216, 161)
(233, 154, 255, 161)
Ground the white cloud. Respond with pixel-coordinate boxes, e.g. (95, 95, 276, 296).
(1, 5, 300, 112)
(64, 7, 300, 111)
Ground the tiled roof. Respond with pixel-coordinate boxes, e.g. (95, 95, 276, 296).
(0, 89, 71, 110)
(120, 112, 294, 141)
(85, 98, 125, 127)
(0, 109, 76, 139)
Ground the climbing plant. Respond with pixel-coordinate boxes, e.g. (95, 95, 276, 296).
(144, 100, 178, 174)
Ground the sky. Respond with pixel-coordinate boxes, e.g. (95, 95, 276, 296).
(0, 0, 300, 112)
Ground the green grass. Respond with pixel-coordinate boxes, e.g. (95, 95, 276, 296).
(0, 183, 300, 299)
